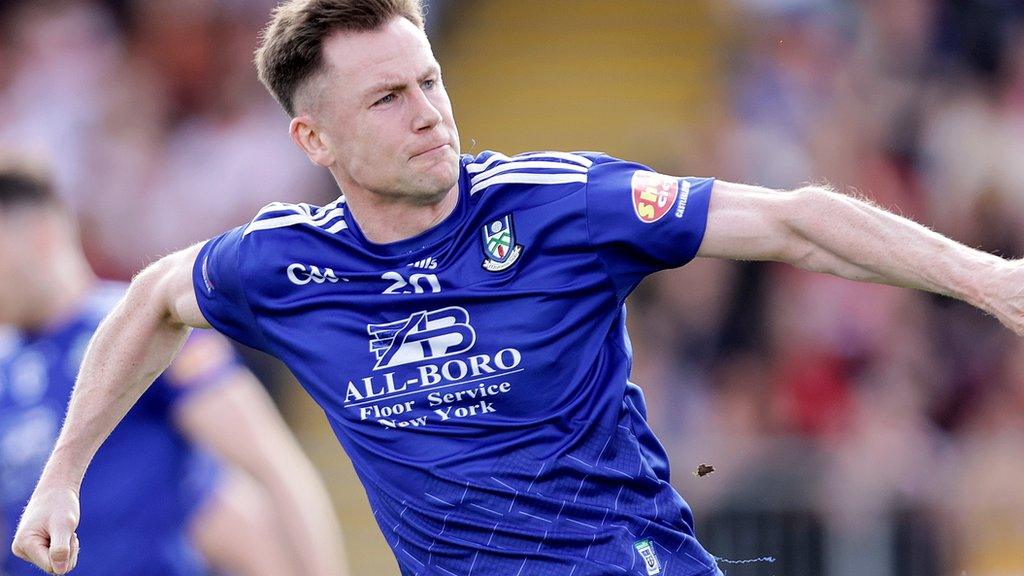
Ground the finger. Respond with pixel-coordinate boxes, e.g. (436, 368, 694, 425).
(68, 533, 79, 572)
(48, 526, 73, 574)
(12, 533, 53, 573)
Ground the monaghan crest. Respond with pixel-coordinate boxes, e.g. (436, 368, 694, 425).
(481, 214, 523, 272)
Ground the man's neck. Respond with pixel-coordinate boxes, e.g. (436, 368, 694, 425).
(344, 183, 460, 245)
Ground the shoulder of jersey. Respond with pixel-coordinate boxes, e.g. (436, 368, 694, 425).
(241, 196, 348, 238)
(465, 150, 598, 197)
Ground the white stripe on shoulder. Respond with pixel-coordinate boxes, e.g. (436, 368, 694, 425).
(311, 208, 344, 225)
(251, 202, 306, 221)
(469, 172, 588, 196)
(470, 160, 588, 186)
(244, 213, 317, 236)
(325, 220, 349, 233)
(516, 151, 594, 167)
(315, 196, 346, 216)
(466, 152, 511, 174)
(243, 201, 347, 236)
(466, 151, 593, 174)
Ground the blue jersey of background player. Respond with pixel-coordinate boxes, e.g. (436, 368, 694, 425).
(0, 157, 348, 576)
(197, 150, 718, 576)
(1, 284, 222, 576)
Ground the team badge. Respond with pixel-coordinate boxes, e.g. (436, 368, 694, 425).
(631, 171, 680, 224)
(481, 214, 523, 272)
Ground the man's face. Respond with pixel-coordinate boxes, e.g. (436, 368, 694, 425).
(307, 17, 461, 204)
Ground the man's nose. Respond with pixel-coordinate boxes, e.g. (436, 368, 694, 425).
(411, 88, 443, 131)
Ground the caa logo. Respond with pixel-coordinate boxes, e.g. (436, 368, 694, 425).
(287, 263, 341, 285)
(368, 307, 476, 370)
(631, 171, 680, 224)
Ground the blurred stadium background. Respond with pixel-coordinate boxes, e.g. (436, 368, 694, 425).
(3, 0, 1024, 574)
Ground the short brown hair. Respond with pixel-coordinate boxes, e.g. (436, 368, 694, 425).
(256, 0, 425, 116)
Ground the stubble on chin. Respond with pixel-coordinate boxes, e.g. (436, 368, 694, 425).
(401, 157, 459, 206)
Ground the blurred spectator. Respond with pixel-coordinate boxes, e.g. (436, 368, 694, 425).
(0, 0, 332, 278)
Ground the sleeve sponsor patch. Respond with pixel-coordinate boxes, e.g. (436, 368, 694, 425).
(631, 171, 683, 223)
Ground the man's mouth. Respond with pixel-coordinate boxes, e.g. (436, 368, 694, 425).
(411, 143, 450, 159)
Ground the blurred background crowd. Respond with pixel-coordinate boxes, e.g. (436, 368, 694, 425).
(2, 0, 1023, 574)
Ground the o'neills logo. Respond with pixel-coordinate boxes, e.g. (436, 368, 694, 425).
(631, 171, 679, 224)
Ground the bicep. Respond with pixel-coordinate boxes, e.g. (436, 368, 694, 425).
(154, 242, 211, 329)
(695, 180, 800, 262)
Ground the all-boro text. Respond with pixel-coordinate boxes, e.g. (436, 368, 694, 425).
(343, 348, 524, 429)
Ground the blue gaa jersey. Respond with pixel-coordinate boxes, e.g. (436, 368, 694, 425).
(0, 283, 228, 576)
(195, 151, 719, 576)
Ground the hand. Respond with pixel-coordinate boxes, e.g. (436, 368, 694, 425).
(11, 485, 81, 574)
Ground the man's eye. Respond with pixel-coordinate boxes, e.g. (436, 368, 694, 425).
(422, 79, 436, 90)
(374, 93, 396, 106)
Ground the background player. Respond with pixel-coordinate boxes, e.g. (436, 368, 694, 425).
(0, 156, 349, 575)
(11, 1, 1024, 575)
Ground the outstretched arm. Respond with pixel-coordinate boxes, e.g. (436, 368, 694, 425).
(697, 181, 1024, 333)
(11, 242, 209, 574)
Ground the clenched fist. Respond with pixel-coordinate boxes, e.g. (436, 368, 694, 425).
(11, 486, 81, 575)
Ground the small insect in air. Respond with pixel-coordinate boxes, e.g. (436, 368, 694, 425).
(694, 463, 715, 478)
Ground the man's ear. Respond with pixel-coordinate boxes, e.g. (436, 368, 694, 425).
(289, 115, 335, 168)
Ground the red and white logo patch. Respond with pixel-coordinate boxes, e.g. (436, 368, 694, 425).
(631, 171, 679, 224)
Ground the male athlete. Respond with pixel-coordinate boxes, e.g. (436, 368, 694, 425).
(0, 159, 348, 575)
(13, 1, 1024, 575)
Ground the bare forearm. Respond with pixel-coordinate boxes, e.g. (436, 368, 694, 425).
(40, 270, 191, 489)
(783, 187, 1005, 312)
(699, 181, 1023, 333)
